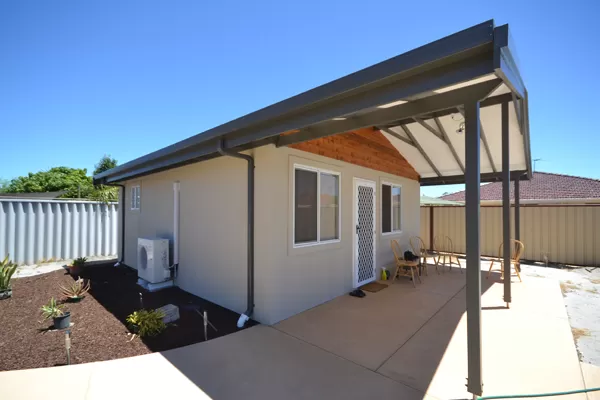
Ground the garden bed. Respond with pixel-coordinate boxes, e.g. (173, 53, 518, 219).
(0, 263, 257, 371)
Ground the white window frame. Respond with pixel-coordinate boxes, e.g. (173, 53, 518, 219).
(292, 163, 342, 248)
(130, 185, 141, 210)
(381, 181, 402, 235)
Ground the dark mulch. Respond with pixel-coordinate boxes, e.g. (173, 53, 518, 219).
(0, 263, 257, 371)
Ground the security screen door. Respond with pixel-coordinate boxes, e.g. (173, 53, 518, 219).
(354, 178, 376, 287)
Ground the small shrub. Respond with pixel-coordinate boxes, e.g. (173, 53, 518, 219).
(72, 257, 87, 267)
(126, 309, 166, 337)
(41, 297, 64, 320)
(0, 255, 17, 292)
(60, 278, 90, 300)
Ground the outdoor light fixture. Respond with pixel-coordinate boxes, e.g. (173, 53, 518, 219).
(452, 113, 465, 135)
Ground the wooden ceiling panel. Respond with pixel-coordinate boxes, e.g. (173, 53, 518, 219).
(288, 127, 419, 180)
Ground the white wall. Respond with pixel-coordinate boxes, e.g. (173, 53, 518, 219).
(254, 145, 420, 324)
(121, 144, 420, 325)
(122, 156, 248, 316)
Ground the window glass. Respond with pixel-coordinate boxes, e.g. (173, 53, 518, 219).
(392, 186, 401, 231)
(131, 186, 140, 210)
(294, 169, 318, 244)
(382, 183, 401, 233)
(320, 173, 339, 241)
(382, 184, 391, 233)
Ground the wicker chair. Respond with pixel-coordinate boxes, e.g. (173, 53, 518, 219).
(487, 239, 524, 282)
(391, 240, 421, 287)
(444, 236, 463, 273)
(410, 236, 437, 276)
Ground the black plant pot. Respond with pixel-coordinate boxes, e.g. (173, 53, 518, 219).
(66, 296, 84, 303)
(53, 312, 71, 330)
(0, 288, 12, 300)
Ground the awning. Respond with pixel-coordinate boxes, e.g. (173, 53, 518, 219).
(94, 20, 530, 185)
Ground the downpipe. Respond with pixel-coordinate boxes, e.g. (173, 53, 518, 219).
(105, 183, 126, 267)
(217, 139, 254, 328)
(171, 181, 180, 280)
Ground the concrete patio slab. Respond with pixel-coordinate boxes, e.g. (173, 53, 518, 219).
(277, 263, 586, 399)
(0, 326, 432, 400)
(274, 270, 467, 370)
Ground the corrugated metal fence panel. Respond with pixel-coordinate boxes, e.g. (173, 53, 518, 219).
(0, 199, 118, 265)
(425, 205, 600, 266)
(420, 207, 431, 249)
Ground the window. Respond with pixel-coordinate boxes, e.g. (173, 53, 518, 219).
(130, 186, 141, 210)
(294, 165, 340, 246)
(381, 183, 401, 234)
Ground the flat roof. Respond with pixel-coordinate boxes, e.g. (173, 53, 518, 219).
(95, 20, 530, 185)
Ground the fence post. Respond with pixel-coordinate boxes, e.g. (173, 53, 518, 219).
(429, 206, 434, 251)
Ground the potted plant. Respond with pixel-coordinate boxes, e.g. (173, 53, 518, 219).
(41, 297, 71, 329)
(69, 257, 87, 277)
(60, 278, 90, 302)
(0, 255, 17, 300)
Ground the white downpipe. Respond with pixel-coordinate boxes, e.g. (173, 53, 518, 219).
(237, 314, 250, 328)
(173, 181, 180, 270)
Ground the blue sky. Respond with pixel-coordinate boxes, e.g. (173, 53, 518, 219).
(1, 1, 598, 197)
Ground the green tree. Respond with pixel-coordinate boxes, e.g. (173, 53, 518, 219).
(94, 155, 118, 175)
(91, 155, 119, 202)
(4, 155, 121, 201)
(0, 179, 9, 192)
(4, 167, 94, 198)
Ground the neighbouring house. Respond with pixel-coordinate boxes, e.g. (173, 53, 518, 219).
(440, 172, 600, 205)
(94, 20, 532, 329)
(420, 195, 463, 206)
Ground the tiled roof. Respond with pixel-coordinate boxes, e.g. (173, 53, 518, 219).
(440, 172, 600, 201)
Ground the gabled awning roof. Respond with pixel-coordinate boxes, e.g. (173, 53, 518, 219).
(94, 20, 531, 185)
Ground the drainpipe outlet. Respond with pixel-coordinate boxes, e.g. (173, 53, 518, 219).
(237, 314, 250, 328)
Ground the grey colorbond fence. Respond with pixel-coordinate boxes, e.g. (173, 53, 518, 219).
(0, 199, 118, 265)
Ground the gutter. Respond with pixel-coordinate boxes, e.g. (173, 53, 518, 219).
(105, 183, 126, 266)
(217, 140, 255, 328)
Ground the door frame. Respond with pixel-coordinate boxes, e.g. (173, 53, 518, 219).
(352, 177, 377, 288)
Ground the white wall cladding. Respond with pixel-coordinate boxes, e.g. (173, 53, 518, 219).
(420, 205, 600, 266)
(0, 199, 118, 265)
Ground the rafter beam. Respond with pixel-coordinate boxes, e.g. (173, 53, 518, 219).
(413, 117, 444, 141)
(457, 107, 497, 173)
(420, 170, 528, 186)
(377, 126, 416, 148)
(400, 124, 442, 177)
(434, 116, 465, 173)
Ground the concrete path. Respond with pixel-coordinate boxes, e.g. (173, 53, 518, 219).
(13, 256, 117, 278)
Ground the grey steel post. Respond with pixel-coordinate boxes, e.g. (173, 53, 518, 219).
(502, 101, 511, 305)
(514, 178, 521, 272)
(514, 178, 520, 242)
(204, 311, 208, 341)
(465, 100, 482, 396)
